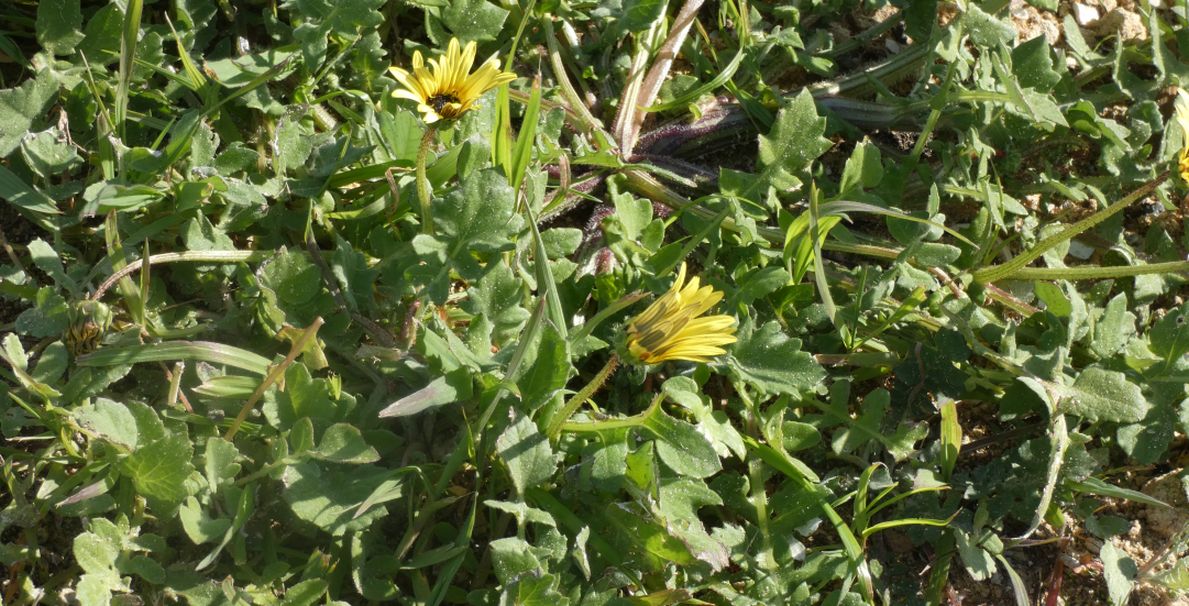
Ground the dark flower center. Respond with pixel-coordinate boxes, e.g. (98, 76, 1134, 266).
(427, 93, 461, 113)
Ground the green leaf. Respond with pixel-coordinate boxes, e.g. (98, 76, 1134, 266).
(36, 0, 85, 56)
(645, 413, 722, 479)
(728, 321, 826, 397)
(1012, 35, 1061, 91)
(618, 0, 666, 31)
(838, 138, 884, 194)
(279, 579, 329, 606)
(281, 461, 392, 536)
(440, 167, 521, 259)
(1101, 540, 1137, 606)
(603, 502, 698, 570)
(76, 572, 123, 606)
(961, 4, 1014, 47)
(1090, 293, 1136, 359)
(78, 340, 271, 375)
(1150, 302, 1189, 364)
(260, 250, 323, 307)
(1071, 477, 1171, 509)
(515, 324, 570, 412)
(0, 165, 59, 215)
(15, 287, 69, 338)
(203, 437, 242, 490)
(377, 368, 472, 418)
(310, 423, 380, 464)
(73, 531, 119, 573)
(74, 398, 139, 449)
(122, 555, 166, 584)
(483, 499, 557, 527)
(266, 362, 351, 429)
(120, 433, 195, 514)
(828, 388, 927, 460)
(0, 71, 58, 158)
(441, 0, 509, 42)
(1059, 367, 1149, 423)
(467, 262, 530, 345)
(288, 0, 384, 69)
(488, 537, 542, 583)
(662, 376, 746, 459)
(746, 89, 832, 200)
(496, 412, 559, 495)
(501, 574, 568, 606)
(954, 529, 997, 582)
(178, 497, 232, 545)
(20, 128, 82, 178)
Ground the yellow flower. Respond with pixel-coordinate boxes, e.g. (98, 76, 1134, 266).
(389, 38, 515, 123)
(626, 263, 737, 364)
(1176, 89, 1189, 182)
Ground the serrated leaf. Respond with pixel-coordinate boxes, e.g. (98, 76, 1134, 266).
(21, 128, 82, 178)
(74, 398, 139, 449)
(1091, 293, 1136, 359)
(121, 433, 195, 514)
(280, 578, 329, 606)
(489, 537, 542, 583)
(496, 412, 558, 495)
(728, 320, 826, 396)
(260, 250, 322, 306)
(828, 389, 927, 461)
(746, 90, 832, 199)
(467, 262, 530, 345)
(646, 413, 722, 479)
(1059, 367, 1149, 423)
(0, 72, 58, 157)
(15, 287, 69, 338)
(310, 423, 380, 464)
(73, 531, 119, 573)
(441, 0, 509, 41)
(484, 499, 557, 527)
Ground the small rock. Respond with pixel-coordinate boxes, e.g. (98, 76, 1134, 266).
(1095, 8, 1148, 41)
(1074, 3, 1101, 25)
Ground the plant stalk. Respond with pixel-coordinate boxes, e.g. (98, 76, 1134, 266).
(545, 354, 620, 439)
(225, 317, 324, 441)
(416, 124, 439, 234)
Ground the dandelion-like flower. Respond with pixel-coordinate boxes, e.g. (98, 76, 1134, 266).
(389, 38, 515, 123)
(625, 263, 737, 364)
(1175, 89, 1189, 183)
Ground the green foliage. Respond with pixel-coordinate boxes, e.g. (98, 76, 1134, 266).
(0, 0, 1186, 604)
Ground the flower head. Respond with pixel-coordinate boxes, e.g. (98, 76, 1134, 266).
(1176, 89, 1189, 182)
(389, 38, 515, 123)
(625, 263, 737, 364)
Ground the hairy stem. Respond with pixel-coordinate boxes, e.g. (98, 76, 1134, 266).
(416, 123, 439, 234)
(545, 354, 620, 440)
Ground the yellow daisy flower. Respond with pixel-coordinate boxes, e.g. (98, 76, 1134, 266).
(625, 263, 737, 364)
(389, 38, 516, 123)
(1175, 89, 1189, 183)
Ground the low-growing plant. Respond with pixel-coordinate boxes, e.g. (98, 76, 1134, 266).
(0, 0, 1186, 604)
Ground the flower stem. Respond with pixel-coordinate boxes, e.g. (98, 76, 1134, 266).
(545, 354, 619, 440)
(415, 124, 438, 234)
(225, 316, 324, 441)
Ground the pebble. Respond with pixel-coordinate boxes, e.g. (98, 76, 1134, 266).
(1074, 3, 1101, 25)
